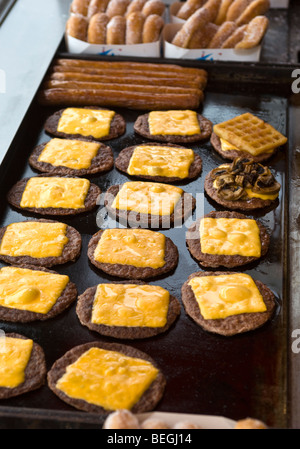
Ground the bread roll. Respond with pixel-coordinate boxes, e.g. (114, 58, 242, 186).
(208, 21, 237, 48)
(106, 0, 131, 18)
(221, 23, 246, 47)
(235, 15, 269, 48)
(125, 0, 148, 16)
(226, 0, 253, 22)
(171, 7, 211, 48)
(106, 15, 126, 44)
(142, 13, 164, 43)
(235, 0, 270, 26)
(87, 12, 109, 43)
(66, 14, 88, 41)
(87, 0, 110, 18)
(141, 0, 165, 17)
(176, 0, 206, 20)
(214, 0, 234, 25)
(126, 12, 145, 44)
(70, 0, 91, 16)
(189, 22, 219, 48)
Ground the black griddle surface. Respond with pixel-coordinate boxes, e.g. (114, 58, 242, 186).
(0, 90, 289, 429)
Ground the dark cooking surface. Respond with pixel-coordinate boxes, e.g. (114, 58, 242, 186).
(0, 90, 289, 428)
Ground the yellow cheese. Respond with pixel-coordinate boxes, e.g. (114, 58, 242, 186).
(127, 145, 195, 179)
(111, 182, 183, 216)
(94, 228, 166, 269)
(200, 217, 261, 257)
(92, 283, 170, 327)
(20, 177, 90, 209)
(0, 221, 69, 258)
(55, 347, 159, 410)
(220, 138, 274, 156)
(0, 336, 33, 388)
(244, 188, 279, 201)
(188, 273, 267, 320)
(0, 266, 69, 314)
(57, 108, 115, 139)
(212, 180, 279, 201)
(220, 138, 239, 152)
(38, 138, 100, 169)
(148, 110, 200, 136)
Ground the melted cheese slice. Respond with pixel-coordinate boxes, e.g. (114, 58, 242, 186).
(220, 138, 239, 152)
(55, 347, 159, 410)
(244, 188, 279, 201)
(127, 145, 195, 179)
(212, 179, 279, 201)
(94, 228, 166, 269)
(38, 138, 100, 169)
(111, 182, 183, 216)
(20, 177, 90, 209)
(57, 108, 115, 139)
(200, 217, 261, 257)
(220, 138, 275, 156)
(148, 110, 200, 136)
(0, 221, 69, 258)
(92, 283, 170, 327)
(0, 266, 69, 314)
(0, 336, 33, 388)
(188, 273, 267, 320)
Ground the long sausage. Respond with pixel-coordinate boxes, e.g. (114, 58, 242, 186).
(38, 88, 202, 110)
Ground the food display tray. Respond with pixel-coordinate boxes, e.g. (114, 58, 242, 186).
(0, 53, 293, 429)
(56, 0, 300, 65)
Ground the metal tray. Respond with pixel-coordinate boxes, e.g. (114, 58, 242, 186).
(0, 55, 292, 429)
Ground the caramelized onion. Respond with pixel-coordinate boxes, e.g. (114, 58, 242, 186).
(211, 157, 280, 201)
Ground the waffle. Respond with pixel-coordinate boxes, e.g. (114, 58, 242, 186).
(213, 113, 287, 156)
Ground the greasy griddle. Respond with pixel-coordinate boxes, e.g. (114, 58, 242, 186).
(0, 65, 289, 428)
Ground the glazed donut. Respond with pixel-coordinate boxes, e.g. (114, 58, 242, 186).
(221, 23, 247, 47)
(125, 0, 148, 16)
(70, 0, 91, 16)
(87, 12, 109, 43)
(87, 0, 110, 18)
(106, 15, 126, 44)
(235, 15, 269, 48)
(188, 22, 219, 48)
(235, 0, 270, 26)
(141, 0, 165, 17)
(171, 7, 211, 48)
(176, 0, 206, 20)
(142, 13, 164, 43)
(201, 0, 223, 23)
(106, 0, 131, 18)
(226, 0, 253, 22)
(214, 0, 234, 25)
(125, 11, 145, 44)
(208, 20, 237, 48)
(66, 14, 88, 41)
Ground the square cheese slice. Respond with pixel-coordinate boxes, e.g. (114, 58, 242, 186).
(20, 177, 90, 209)
(148, 110, 200, 136)
(92, 283, 170, 327)
(38, 138, 100, 169)
(200, 217, 261, 257)
(0, 266, 69, 314)
(57, 108, 115, 139)
(55, 347, 159, 410)
(0, 221, 69, 258)
(111, 182, 183, 216)
(188, 273, 267, 320)
(127, 145, 195, 179)
(0, 336, 33, 388)
(94, 229, 166, 269)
